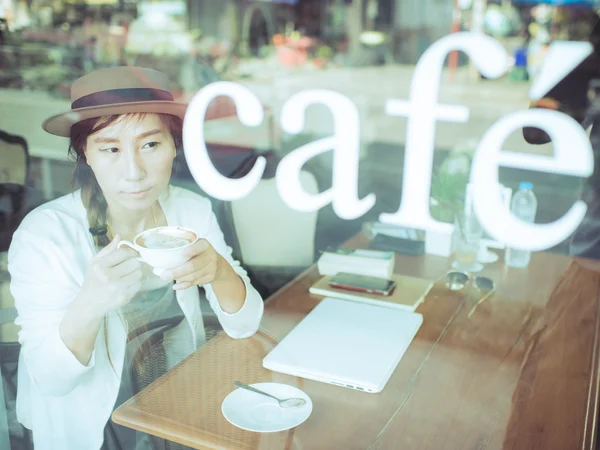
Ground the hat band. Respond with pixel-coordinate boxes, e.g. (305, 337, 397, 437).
(72, 88, 174, 109)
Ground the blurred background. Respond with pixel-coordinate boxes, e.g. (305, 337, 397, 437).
(2, 2, 600, 449)
(1, 0, 599, 313)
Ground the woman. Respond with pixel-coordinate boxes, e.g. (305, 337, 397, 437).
(7, 66, 264, 450)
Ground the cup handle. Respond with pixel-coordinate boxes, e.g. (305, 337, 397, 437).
(152, 268, 166, 277)
(117, 240, 136, 251)
(117, 240, 145, 263)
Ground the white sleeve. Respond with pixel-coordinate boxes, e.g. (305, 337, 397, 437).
(8, 228, 96, 397)
(201, 208, 264, 339)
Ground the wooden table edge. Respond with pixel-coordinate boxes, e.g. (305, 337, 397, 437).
(583, 286, 600, 449)
(111, 407, 241, 450)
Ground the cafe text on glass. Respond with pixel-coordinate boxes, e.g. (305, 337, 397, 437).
(182, 32, 594, 253)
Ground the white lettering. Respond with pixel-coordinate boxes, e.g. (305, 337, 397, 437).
(182, 82, 267, 200)
(471, 109, 593, 251)
(380, 32, 510, 233)
(277, 90, 376, 220)
(180, 34, 594, 253)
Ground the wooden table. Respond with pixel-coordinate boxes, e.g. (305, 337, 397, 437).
(112, 235, 600, 449)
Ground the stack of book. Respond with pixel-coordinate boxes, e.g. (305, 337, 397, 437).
(317, 248, 395, 279)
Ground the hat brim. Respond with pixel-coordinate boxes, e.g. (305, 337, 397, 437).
(42, 101, 188, 137)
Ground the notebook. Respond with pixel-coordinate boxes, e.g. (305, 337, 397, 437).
(309, 273, 433, 312)
(263, 297, 424, 393)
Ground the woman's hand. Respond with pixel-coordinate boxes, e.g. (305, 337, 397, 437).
(81, 234, 144, 316)
(160, 239, 227, 290)
(160, 238, 247, 313)
(60, 234, 144, 366)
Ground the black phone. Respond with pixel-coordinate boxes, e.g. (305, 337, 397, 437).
(328, 273, 396, 296)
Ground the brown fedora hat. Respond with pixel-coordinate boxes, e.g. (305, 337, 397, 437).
(43, 66, 187, 137)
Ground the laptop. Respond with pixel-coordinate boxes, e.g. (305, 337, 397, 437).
(262, 297, 423, 393)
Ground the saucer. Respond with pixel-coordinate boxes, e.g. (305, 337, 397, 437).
(221, 383, 312, 433)
(477, 248, 499, 264)
(451, 261, 483, 273)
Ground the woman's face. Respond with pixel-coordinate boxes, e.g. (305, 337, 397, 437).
(84, 114, 176, 212)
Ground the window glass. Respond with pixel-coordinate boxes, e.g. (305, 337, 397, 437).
(1, 1, 599, 449)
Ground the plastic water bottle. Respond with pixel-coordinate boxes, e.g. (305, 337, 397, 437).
(505, 182, 538, 268)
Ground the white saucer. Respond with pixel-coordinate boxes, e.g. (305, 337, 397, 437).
(221, 383, 313, 433)
(477, 248, 499, 264)
(452, 261, 483, 273)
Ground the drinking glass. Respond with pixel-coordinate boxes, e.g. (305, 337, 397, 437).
(451, 210, 483, 273)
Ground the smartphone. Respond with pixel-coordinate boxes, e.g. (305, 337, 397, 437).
(328, 273, 396, 296)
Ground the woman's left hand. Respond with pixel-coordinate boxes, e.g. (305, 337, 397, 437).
(160, 239, 227, 290)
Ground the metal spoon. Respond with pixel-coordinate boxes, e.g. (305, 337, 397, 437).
(234, 381, 306, 408)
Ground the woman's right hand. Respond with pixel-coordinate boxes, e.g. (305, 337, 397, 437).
(80, 234, 144, 316)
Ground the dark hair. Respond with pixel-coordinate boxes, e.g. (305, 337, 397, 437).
(591, 16, 600, 56)
(70, 113, 183, 248)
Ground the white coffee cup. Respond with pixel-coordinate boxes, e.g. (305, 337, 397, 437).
(117, 226, 199, 276)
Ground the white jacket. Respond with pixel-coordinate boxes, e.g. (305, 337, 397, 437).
(8, 185, 264, 450)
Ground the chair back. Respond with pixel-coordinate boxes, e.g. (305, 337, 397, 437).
(0, 130, 28, 188)
(0, 131, 30, 252)
(125, 313, 222, 450)
(229, 170, 319, 267)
